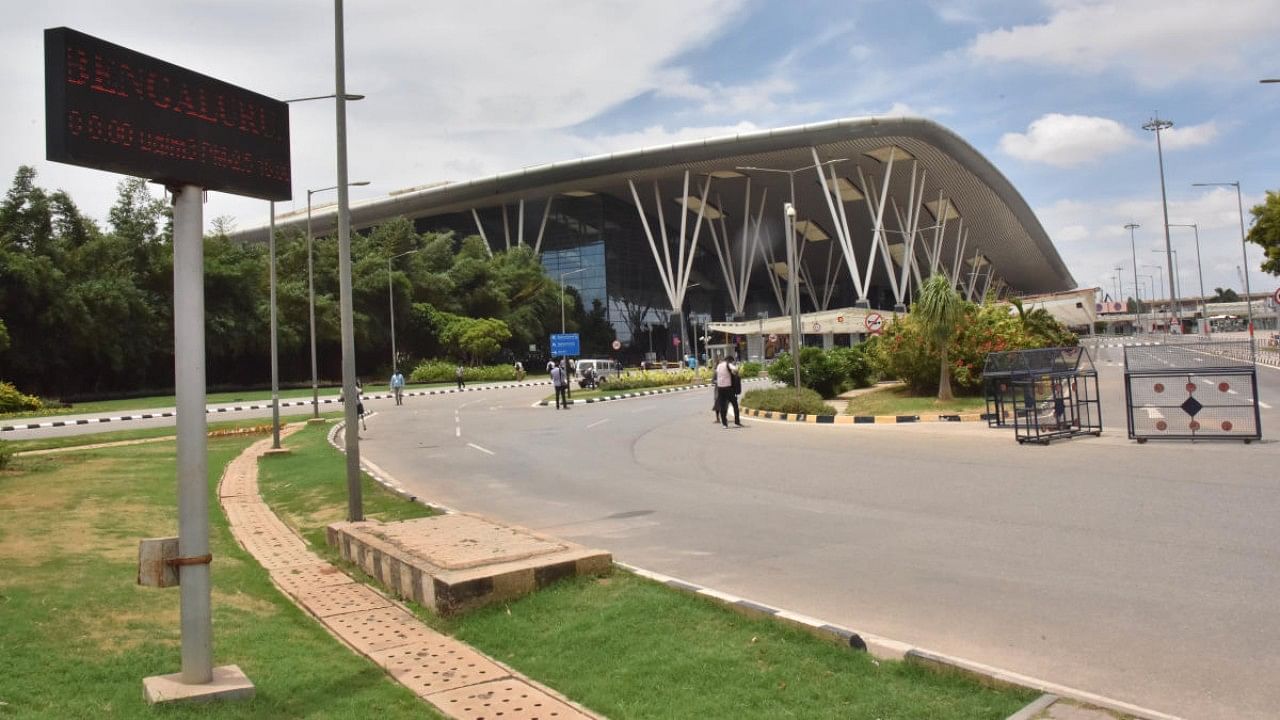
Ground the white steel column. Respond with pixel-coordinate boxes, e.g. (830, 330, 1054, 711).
(813, 150, 865, 303)
(855, 160, 902, 306)
(626, 172, 713, 314)
(501, 204, 511, 251)
(471, 208, 493, 256)
(534, 197, 553, 255)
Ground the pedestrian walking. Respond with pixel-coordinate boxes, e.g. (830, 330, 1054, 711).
(390, 370, 405, 405)
(560, 357, 573, 399)
(355, 380, 367, 430)
(455, 364, 465, 390)
(551, 361, 569, 409)
(514, 360, 525, 381)
(715, 355, 742, 428)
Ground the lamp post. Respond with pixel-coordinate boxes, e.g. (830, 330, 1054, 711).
(559, 267, 587, 335)
(267, 203, 281, 449)
(1143, 116, 1179, 329)
(1192, 182, 1256, 358)
(1124, 223, 1142, 333)
(1168, 224, 1208, 335)
(784, 202, 802, 389)
(676, 283, 701, 368)
(305, 181, 370, 418)
(1142, 264, 1165, 329)
(1151, 249, 1182, 330)
(388, 249, 421, 374)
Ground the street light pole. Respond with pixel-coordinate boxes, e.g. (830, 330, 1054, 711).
(1143, 116, 1178, 330)
(305, 180, 370, 419)
(1169, 224, 1208, 334)
(559, 267, 587, 335)
(785, 202, 802, 390)
(1192, 181, 1256, 359)
(268, 202, 281, 449)
(1124, 223, 1141, 333)
(1150, 249, 1181, 331)
(333, 0, 363, 522)
(387, 249, 421, 374)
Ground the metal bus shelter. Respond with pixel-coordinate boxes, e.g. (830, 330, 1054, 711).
(1003, 346, 1102, 444)
(1123, 341, 1261, 443)
(982, 351, 1017, 428)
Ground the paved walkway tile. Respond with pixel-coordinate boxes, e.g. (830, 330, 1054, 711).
(218, 426, 597, 720)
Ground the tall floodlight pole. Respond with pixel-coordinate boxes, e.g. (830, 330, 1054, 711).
(1143, 116, 1178, 331)
(1142, 264, 1165, 327)
(267, 203, 281, 448)
(1124, 223, 1141, 333)
(305, 181, 369, 419)
(1193, 181, 1256, 360)
(1169, 224, 1208, 334)
(387, 249, 421, 374)
(784, 202, 802, 390)
(333, 0, 363, 521)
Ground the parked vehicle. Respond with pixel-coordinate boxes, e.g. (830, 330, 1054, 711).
(575, 359, 621, 388)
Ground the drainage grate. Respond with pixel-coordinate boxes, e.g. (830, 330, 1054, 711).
(373, 638, 508, 695)
(296, 583, 392, 617)
(427, 679, 587, 719)
(325, 607, 448, 654)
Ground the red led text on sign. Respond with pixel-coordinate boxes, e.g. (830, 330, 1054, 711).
(45, 27, 291, 201)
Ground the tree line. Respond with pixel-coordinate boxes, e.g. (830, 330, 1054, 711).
(0, 166, 615, 399)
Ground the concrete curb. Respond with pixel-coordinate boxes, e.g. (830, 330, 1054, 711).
(534, 378, 768, 408)
(740, 406, 992, 425)
(614, 563, 1185, 720)
(1, 380, 555, 433)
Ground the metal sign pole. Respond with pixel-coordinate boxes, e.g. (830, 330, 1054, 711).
(268, 202, 281, 449)
(172, 185, 212, 684)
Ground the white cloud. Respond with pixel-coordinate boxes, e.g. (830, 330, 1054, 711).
(1034, 187, 1267, 297)
(999, 114, 1137, 167)
(969, 0, 1280, 86)
(1160, 121, 1219, 150)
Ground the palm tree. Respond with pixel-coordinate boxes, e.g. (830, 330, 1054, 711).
(916, 274, 962, 401)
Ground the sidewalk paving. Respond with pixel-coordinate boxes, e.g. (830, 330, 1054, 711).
(218, 424, 601, 720)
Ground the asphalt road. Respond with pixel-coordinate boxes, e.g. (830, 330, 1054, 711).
(353, 350, 1279, 720)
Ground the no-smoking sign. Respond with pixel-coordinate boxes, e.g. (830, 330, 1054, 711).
(865, 312, 884, 334)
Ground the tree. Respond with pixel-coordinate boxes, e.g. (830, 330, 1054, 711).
(915, 274, 962, 401)
(1245, 189, 1280, 276)
(1211, 287, 1240, 303)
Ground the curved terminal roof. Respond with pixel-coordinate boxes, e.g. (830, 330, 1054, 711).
(234, 116, 1075, 293)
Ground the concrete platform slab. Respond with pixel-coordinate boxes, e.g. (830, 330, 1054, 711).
(327, 515, 611, 615)
(372, 637, 507, 694)
(323, 606, 446, 654)
(270, 562, 356, 597)
(142, 664, 254, 705)
(426, 679, 593, 720)
(296, 583, 393, 618)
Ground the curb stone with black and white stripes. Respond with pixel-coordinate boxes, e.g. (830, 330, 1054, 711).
(535, 378, 768, 407)
(320, 416, 1181, 720)
(1, 380, 553, 433)
(739, 406, 996, 425)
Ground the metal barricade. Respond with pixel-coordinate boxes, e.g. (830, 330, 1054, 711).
(982, 346, 1102, 444)
(982, 351, 1016, 428)
(1123, 341, 1261, 443)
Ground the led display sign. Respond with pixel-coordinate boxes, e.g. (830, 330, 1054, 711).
(45, 27, 291, 201)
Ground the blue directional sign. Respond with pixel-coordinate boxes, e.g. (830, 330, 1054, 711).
(550, 333, 580, 357)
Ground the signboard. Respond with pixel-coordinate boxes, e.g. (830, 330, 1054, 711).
(836, 315, 845, 324)
(550, 333, 580, 357)
(44, 27, 291, 201)
(865, 312, 884, 334)
(811, 322, 821, 332)
(1273, 287, 1280, 305)
(611, 339, 621, 350)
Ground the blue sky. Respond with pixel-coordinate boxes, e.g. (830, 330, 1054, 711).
(4, 0, 1278, 300)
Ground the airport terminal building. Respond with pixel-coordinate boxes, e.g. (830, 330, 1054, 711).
(238, 117, 1076, 353)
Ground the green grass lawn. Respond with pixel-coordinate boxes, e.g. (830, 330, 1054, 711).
(0, 430, 441, 719)
(2, 412, 343, 455)
(256, 426, 1036, 720)
(844, 385, 987, 416)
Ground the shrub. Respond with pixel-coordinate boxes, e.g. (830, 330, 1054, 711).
(741, 387, 836, 416)
(0, 381, 42, 414)
(408, 360, 516, 384)
(602, 368, 711, 391)
(0, 439, 11, 470)
(738, 361, 762, 379)
(767, 347, 873, 398)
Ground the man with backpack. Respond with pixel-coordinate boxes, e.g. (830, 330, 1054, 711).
(715, 354, 743, 428)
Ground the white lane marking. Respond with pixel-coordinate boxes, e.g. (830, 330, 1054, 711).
(467, 442, 495, 455)
(455, 426, 461, 437)
(585, 418, 610, 429)
(1260, 400, 1273, 409)
(1144, 408, 1165, 419)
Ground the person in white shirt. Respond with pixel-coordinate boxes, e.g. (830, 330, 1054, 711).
(551, 360, 569, 409)
(715, 355, 742, 427)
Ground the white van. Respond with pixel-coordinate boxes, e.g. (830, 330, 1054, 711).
(574, 358, 622, 388)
